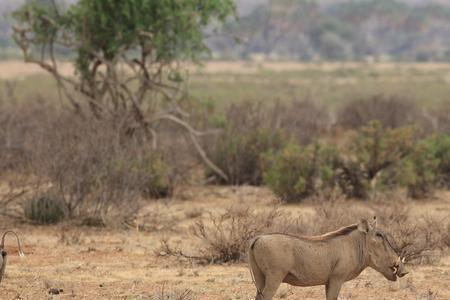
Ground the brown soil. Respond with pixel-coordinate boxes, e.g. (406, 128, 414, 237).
(0, 186, 449, 300)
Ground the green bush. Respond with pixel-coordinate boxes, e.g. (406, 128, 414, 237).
(336, 121, 416, 199)
(203, 100, 329, 185)
(24, 194, 66, 224)
(204, 101, 284, 185)
(431, 134, 450, 187)
(263, 142, 337, 202)
(396, 139, 439, 199)
(397, 134, 450, 198)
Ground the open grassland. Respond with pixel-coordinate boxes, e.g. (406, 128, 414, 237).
(1, 61, 450, 300)
(1, 186, 450, 300)
(2, 61, 450, 110)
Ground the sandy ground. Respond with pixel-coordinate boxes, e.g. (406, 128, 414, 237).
(0, 186, 449, 300)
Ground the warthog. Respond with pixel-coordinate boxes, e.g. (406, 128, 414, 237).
(248, 219, 408, 300)
(0, 231, 25, 283)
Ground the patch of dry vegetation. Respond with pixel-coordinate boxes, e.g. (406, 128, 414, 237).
(154, 283, 195, 300)
(174, 193, 450, 265)
(337, 94, 432, 132)
(190, 205, 284, 263)
(0, 90, 181, 226)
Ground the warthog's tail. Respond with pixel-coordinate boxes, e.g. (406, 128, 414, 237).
(248, 236, 264, 298)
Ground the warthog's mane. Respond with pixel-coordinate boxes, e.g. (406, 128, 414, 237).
(260, 224, 360, 242)
(308, 224, 359, 240)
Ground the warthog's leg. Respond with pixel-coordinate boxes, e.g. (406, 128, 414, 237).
(325, 279, 343, 300)
(260, 272, 284, 300)
(0, 251, 7, 283)
(248, 248, 265, 299)
(252, 270, 265, 300)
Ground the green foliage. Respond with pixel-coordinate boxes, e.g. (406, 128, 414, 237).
(204, 101, 284, 185)
(13, 0, 236, 183)
(207, 125, 283, 185)
(24, 194, 66, 224)
(263, 142, 337, 202)
(398, 134, 450, 198)
(337, 121, 415, 198)
(396, 138, 439, 199)
(14, 0, 235, 77)
(432, 134, 450, 187)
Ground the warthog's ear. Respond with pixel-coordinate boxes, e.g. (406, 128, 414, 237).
(357, 219, 370, 233)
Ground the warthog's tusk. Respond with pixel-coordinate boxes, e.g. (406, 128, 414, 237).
(393, 267, 398, 274)
(401, 257, 406, 263)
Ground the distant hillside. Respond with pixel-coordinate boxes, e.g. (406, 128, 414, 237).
(2, 0, 450, 61)
(208, 0, 450, 61)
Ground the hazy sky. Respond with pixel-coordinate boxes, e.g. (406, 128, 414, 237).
(2, 0, 450, 18)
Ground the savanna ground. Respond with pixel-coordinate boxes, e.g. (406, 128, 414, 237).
(1, 186, 450, 300)
(1, 61, 450, 300)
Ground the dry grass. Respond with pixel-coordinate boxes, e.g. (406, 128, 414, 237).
(154, 283, 195, 300)
(337, 94, 432, 133)
(162, 190, 450, 266)
(0, 186, 449, 299)
(190, 205, 284, 263)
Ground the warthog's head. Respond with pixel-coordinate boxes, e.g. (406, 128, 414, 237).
(358, 218, 409, 281)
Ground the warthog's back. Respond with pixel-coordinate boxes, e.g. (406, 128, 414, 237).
(250, 233, 338, 286)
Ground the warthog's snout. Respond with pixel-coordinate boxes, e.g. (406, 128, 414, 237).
(397, 265, 409, 277)
(394, 257, 409, 278)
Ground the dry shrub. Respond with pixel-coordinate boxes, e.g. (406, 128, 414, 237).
(371, 200, 448, 264)
(0, 86, 199, 227)
(27, 113, 171, 226)
(296, 195, 447, 264)
(305, 199, 368, 235)
(154, 283, 195, 300)
(0, 84, 53, 173)
(182, 194, 447, 265)
(190, 205, 286, 263)
(434, 102, 450, 134)
(154, 120, 200, 187)
(0, 183, 28, 219)
(0, 95, 175, 226)
(125, 204, 181, 232)
(274, 99, 331, 145)
(337, 94, 432, 132)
